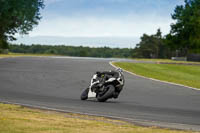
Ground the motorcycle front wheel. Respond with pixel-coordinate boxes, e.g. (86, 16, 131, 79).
(97, 85, 115, 102)
(80, 88, 89, 100)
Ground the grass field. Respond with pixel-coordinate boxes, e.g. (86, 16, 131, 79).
(0, 53, 56, 58)
(113, 62, 200, 89)
(133, 58, 200, 65)
(0, 103, 199, 133)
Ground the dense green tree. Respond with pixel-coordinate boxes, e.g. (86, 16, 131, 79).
(133, 29, 169, 58)
(0, 0, 44, 50)
(135, 34, 154, 58)
(166, 0, 200, 55)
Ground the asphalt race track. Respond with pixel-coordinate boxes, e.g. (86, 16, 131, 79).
(0, 57, 200, 130)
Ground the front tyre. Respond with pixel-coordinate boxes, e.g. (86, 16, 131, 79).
(97, 85, 115, 102)
(81, 88, 89, 100)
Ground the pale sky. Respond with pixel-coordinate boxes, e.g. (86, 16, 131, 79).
(14, 0, 184, 48)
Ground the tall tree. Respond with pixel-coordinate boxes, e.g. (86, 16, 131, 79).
(166, 0, 200, 55)
(134, 29, 168, 58)
(0, 0, 44, 50)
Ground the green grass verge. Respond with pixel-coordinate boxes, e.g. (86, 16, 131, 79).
(113, 62, 200, 89)
(0, 103, 198, 133)
(133, 58, 200, 65)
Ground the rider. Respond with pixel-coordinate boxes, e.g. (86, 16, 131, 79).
(95, 68, 123, 98)
(96, 70, 119, 79)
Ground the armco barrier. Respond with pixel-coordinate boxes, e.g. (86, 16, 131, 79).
(187, 54, 200, 62)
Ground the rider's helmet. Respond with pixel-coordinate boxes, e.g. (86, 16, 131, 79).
(96, 71, 101, 77)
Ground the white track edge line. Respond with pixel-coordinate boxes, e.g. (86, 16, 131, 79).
(109, 61, 199, 91)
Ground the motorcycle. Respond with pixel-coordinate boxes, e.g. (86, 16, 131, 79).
(80, 68, 125, 102)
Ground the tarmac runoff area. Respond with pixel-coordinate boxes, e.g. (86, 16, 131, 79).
(0, 56, 200, 131)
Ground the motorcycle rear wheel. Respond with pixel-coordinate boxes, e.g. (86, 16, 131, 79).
(97, 85, 115, 102)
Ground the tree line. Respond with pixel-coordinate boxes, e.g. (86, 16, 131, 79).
(9, 44, 133, 58)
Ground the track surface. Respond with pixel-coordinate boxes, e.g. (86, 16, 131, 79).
(0, 57, 200, 130)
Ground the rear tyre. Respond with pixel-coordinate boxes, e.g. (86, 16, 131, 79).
(81, 88, 89, 100)
(97, 85, 115, 102)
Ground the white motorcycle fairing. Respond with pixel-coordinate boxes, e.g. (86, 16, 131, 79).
(88, 74, 98, 98)
(88, 90, 96, 98)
